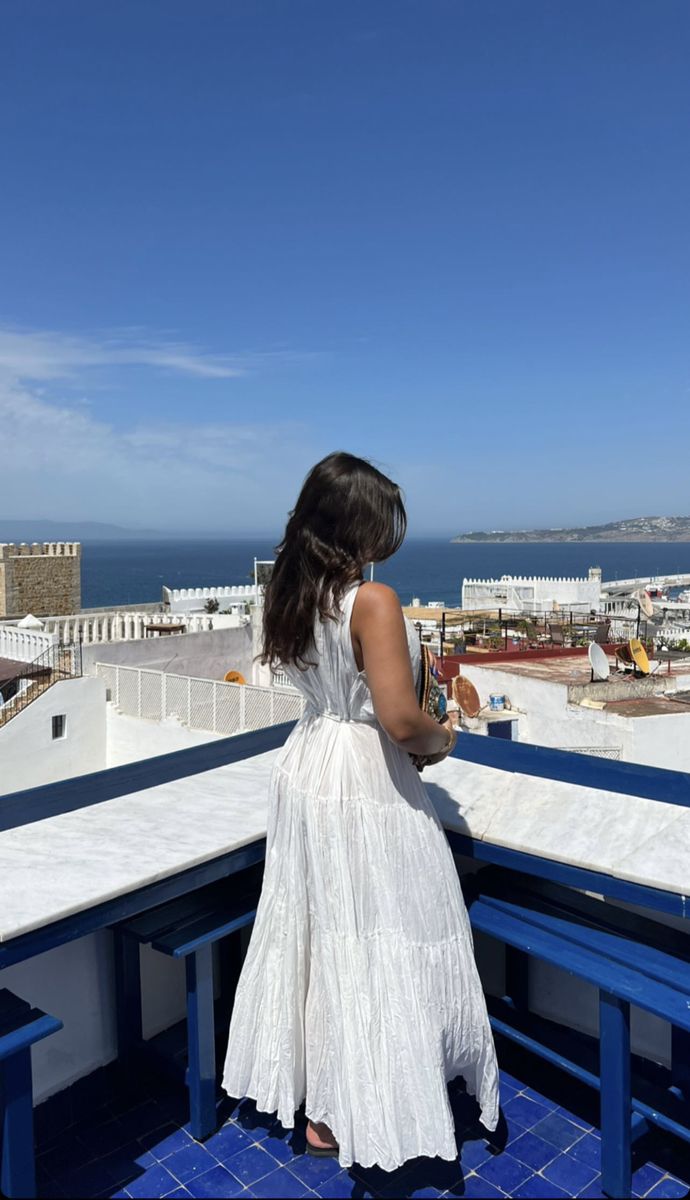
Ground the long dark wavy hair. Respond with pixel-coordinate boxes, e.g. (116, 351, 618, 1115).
(263, 452, 407, 668)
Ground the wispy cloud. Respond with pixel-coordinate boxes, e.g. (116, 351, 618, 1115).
(0, 325, 320, 530)
(0, 377, 315, 529)
(0, 326, 309, 382)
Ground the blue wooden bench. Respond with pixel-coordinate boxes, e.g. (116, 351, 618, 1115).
(0, 988, 63, 1199)
(112, 864, 263, 1140)
(464, 867, 690, 1199)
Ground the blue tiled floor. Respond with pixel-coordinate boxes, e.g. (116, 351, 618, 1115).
(34, 1047, 690, 1199)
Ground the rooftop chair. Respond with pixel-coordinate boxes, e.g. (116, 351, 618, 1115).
(594, 621, 612, 645)
(463, 868, 690, 1200)
(112, 864, 263, 1141)
(522, 621, 543, 648)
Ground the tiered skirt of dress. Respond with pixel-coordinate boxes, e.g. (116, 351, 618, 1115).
(222, 714, 499, 1171)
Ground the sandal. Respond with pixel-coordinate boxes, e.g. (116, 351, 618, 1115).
(306, 1122, 339, 1158)
(306, 1138, 340, 1158)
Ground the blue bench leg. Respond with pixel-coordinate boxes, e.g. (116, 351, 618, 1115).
(186, 944, 217, 1140)
(114, 932, 143, 1068)
(1, 1049, 36, 1199)
(599, 990, 631, 1200)
(671, 1026, 690, 1098)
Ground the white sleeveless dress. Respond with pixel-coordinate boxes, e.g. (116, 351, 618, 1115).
(222, 584, 499, 1171)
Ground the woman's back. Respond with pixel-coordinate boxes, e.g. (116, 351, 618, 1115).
(282, 582, 420, 726)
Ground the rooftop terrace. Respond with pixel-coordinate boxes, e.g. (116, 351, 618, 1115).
(3, 726, 690, 1199)
(440, 647, 690, 704)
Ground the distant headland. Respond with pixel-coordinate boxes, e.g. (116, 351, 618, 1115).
(451, 516, 690, 544)
(0, 520, 165, 542)
(0, 520, 271, 542)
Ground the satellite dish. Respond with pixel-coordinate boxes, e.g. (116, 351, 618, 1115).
(633, 589, 655, 619)
(223, 670, 246, 685)
(629, 638, 651, 675)
(588, 642, 610, 681)
(453, 675, 482, 718)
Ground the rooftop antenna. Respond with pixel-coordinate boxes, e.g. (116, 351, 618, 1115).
(629, 637, 651, 676)
(588, 641, 610, 682)
(452, 674, 482, 719)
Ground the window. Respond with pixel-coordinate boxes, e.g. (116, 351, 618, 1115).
(52, 714, 67, 740)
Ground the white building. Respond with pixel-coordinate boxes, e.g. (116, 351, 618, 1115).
(0, 611, 302, 796)
(462, 568, 602, 615)
(450, 648, 690, 770)
(0, 674, 106, 794)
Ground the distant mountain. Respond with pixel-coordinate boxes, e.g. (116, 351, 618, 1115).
(451, 516, 690, 543)
(0, 520, 167, 542)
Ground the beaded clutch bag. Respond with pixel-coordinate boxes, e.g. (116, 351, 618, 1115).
(418, 644, 447, 722)
(410, 645, 448, 771)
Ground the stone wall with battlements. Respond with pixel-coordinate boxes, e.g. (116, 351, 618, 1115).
(0, 542, 81, 618)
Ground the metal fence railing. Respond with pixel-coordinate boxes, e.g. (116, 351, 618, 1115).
(96, 663, 305, 736)
(556, 745, 622, 760)
(0, 642, 83, 728)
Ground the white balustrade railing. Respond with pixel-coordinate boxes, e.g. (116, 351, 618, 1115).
(163, 584, 261, 613)
(655, 625, 690, 647)
(44, 611, 215, 645)
(271, 668, 296, 689)
(0, 625, 57, 662)
(96, 663, 305, 735)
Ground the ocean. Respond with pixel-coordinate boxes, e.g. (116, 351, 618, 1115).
(81, 539, 690, 610)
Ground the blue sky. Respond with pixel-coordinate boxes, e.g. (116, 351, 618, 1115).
(1, 0, 688, 536)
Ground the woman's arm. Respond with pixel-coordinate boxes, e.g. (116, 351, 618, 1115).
(351, 582, 454, 758)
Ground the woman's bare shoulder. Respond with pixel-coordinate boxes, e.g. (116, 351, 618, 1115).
(355, 581, 402, 618)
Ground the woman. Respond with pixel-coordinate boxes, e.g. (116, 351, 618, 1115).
(222, 452, 499, 1171)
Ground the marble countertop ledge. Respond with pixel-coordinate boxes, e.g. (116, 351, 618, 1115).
(427, 759, 689, 894)
(0, 751, 277, 944)
(615, 807, 690, 897)
(1, 750, 688, 945)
